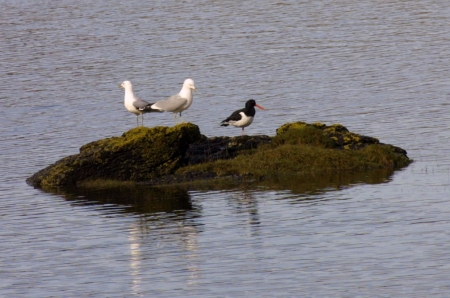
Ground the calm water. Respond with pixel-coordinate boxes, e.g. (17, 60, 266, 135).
(2, 0, 450, 296)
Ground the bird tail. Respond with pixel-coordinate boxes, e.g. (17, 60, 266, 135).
(139, 104, 164, 113)
(220, 121, 229, 127)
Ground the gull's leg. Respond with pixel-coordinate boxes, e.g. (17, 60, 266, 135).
(142, 114, 144, 126)
(241, 127, 245, 136)
(180, 112, 185, 123)
(174, 113, 178, 123)
(136, 115, 139, 127)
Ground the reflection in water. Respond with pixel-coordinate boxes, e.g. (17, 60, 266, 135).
(228, 191, 261, 237)
(36, 167, 397, 212)
(129, 225, 142, 296)
(36, 167, 398, 213)
(179, 224, 201, 287)
(43, 185, 194, 214)
(31, 167, 402, 294)
(166, 168, 399, 201)
(127, 218, 201, 295)
(38, 184, 203, 291)
(260, 168, 397, 196)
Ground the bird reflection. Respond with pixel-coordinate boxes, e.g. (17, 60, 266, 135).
(127, 212, 202, 292)
(129, 224, 142, 296)
(228, 190, 261, 237)
(47, 185, 203, 291)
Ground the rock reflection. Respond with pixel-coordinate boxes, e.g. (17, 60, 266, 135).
(173, 167, 399, 196)
(261, 168, 397, 195)
(37, 184, 203, 290)
(37, 167, 399, 207)
(42, 185, 194, 214)
(33, 167, 400, 292)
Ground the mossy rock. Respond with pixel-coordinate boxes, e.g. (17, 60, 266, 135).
(276, 121, 379, 150)
(276, 121, 326, 134)
(176, 141, 411, 179)
(27, 123, 201, 187)
(27, 121, 412, 188)
(272, 124, 337, 148)
(176, 122, 411, 180)
(186, 135, 272, 164)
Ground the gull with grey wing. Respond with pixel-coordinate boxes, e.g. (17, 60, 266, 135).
(150, 78, 196, 123)
(119, 80, 162, 126)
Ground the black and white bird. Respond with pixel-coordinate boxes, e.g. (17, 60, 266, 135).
(119, 81, 161, 126)
(150, 78, 196, 123)
(221, 99, 266, 135)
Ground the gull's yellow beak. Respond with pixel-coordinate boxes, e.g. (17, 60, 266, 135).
(192, 87, 197, 92)
(118, 84, 123, 89)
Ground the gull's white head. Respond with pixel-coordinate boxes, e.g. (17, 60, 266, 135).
(119, 80, 133, 90)
(183, 78, 196, 91)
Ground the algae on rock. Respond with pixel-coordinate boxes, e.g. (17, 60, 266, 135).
(276, 121, 381, 150)
(27, 123, 201, 187)
(27, 121, 412, 188)
(176, 122, 411, 179)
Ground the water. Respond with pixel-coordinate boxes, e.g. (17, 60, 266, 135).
(2, 0, 450, 296)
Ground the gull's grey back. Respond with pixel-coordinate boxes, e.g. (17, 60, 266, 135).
(152, 94, 187, 112)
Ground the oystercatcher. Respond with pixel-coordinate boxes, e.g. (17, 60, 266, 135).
(221, 99, 266, 135)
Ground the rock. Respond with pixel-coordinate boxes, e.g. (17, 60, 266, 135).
(27, 121, 412, 188)
(276, 121, 380, 149)
(275, 121, 408, 154)
(176, 122, 411, 181)
(186, 135, 272, 164)
(27, 123, 201, 187)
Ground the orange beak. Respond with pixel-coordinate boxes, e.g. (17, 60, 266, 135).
(255, 103, 266, 110)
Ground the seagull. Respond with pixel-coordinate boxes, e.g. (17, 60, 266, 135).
(221, 99, 266, 135)
(150, 78, 196, 123)
(119, 80, 161, 126)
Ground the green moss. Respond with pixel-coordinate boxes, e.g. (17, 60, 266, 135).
(177, 142, 411, 179)
(271, 125, 337, 148)
(27, 121, 411, 188)
(175, 122, 410, 180)
(276, 121, 309, 135)
(28, 123, 202, 187)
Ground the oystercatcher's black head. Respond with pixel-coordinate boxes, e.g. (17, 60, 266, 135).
(246, 99, 266, 110)
(246, 99, 256, 108)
